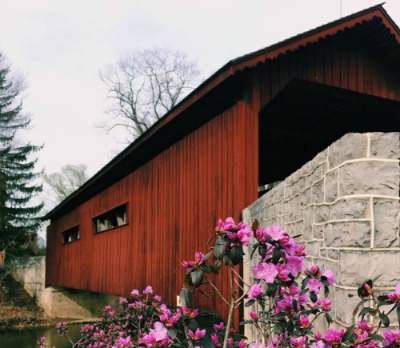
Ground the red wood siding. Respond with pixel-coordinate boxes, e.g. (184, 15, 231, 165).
(46, 101, 259, 320)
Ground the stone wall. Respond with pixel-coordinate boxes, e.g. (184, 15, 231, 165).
(242, 132, 399, 327)
(11, 256, 117, 319)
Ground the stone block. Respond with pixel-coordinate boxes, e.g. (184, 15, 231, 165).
(303, 206, 315, 240)
(300, 187, 312, 208)
(311, 180, 324, 204)
(338, 251, 400, 287)
(326, 221, 371, 248)
(312, 163, 327, 185)
(330, 198, 369, 220)
(327, 249, 339, 260)
(339, 162, 399, 197)
(325, 170, 338, 202)
(335, 287, 361, 325)
(315, 205, 330, 224)
(370, 132, 400, 160)
(328, 133, 368, 169)
(313, 224, 324, 239)
(374, 200, 400, 248)
(305, 241, 320, 257)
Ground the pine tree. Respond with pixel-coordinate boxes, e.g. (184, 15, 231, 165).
(0, 53, 43, 260)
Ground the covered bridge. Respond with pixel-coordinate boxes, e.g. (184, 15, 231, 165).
(45, 4, 400, 322)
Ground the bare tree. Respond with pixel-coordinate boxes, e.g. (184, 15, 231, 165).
(99, 48, 202, 141)
(43, 164, 88, 207)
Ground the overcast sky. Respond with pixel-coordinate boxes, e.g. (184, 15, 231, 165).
(1, 0, 400, 178)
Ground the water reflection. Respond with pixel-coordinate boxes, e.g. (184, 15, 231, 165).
(0, 325, 81, 348)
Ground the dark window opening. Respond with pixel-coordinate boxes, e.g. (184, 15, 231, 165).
(63, 226, 80, 244)
(94, 204, 127, 233)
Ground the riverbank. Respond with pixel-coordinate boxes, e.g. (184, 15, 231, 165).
(0, 271, 53, 330)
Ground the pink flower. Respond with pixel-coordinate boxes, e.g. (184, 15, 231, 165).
(211, 333, 220, 345)
(130, 289, 139, 296)
(387, 283, 400, 302)
(249, 344, 267, 348)
(237, 223, 253, 245)
(248, 283, 264, 299)
(139, 322, 170, 346)
(321, 269, 335, 285)
(286, 256, 304, 277)
(188, 328, 206, 341)
(324, 328, 345, 345)
(154, 295, 162, 301)
(253, 262, 278, 284)
(143, 285, 153, 294)
(383, 329, 400, 346)
(116, 336, 132, 348)
(250, 311, 259, 321)
(299, 315, 310, 328)
(266, 224, 285, 241)
(315, 298, 332, 311)
(290, 336, 307, 348)
(309, 279, 323, 294)
(213, 322, 224, 331)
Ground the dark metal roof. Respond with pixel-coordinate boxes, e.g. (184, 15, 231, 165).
(44, 4, 400, 221)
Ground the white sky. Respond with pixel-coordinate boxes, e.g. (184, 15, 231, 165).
(1, 0, 400, 177)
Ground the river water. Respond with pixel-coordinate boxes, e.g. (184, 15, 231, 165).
(0, 325, 81, 348)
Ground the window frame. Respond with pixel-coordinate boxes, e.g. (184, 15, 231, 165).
(93, 203, 128, 234)
(62, 225, 80, 244)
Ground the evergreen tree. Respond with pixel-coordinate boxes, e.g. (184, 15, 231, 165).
(0, 52, 43, 260)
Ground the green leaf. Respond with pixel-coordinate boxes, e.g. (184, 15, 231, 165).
(352, 299, 368, 318)
(229, 246, 243, 265)
(179, 288, 193, 308)
(325, 312, 333, 325)
(359, 307, 376, 320)
(187, 318, 199, 331)
(274, 322, 285, 334)
(266, 282, 278, 297)
(301, 277, 309, 290)
(310, 291, 318, 303)
(203, 251, 213, 261)
(183, 272, 193, 287)
(214, 237, 226, 260)
(258, 244, 267, 259)
(287, 320, 294, 336)
(379, 313, 390, 327)
(324, 286, 329, 298)
(342, 325, 356, 343)
(370, 333, 384, 342)
(191, 269, 204, 287)
(208, 265, 220, 275)
(272, 247, 281, 265)
(245, 299, 255, 307)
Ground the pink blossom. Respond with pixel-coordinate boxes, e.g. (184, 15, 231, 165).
(248, 283, 264, 299)
(266, 224, 285, 241)
(130, 289, 139, 296)
(308, 265, 320, 275)
(324, 328, 345, 346)
(383, 329, 400, 346)
(321, 269, 335, 285)
(143, 285, 153, 294)
(250, 311, 259, 321)
(154, 295, 162, 301)
(238, 342, 246, 348)
(286, 256, 304, 277)
(255, 227, 269, 243)
(299, 315, 310, 328)
(188, 328, 206, 341)
(116, 336, 132, 348)
(253, 262, 278, 284)
(213, 322, 224, 331)
(309, 279, 323, 294)
(211, 333, 220, 345)
(249, 344, 267, 348)
(315, 298, 332, 311)
(290, 336, 307, 348)
(237, 223, 253, 245)
(311, 341, 326, 348)
(276, 264, 291, 282)
(139, 322, 170, 346)
(387, 283, 400, 302)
